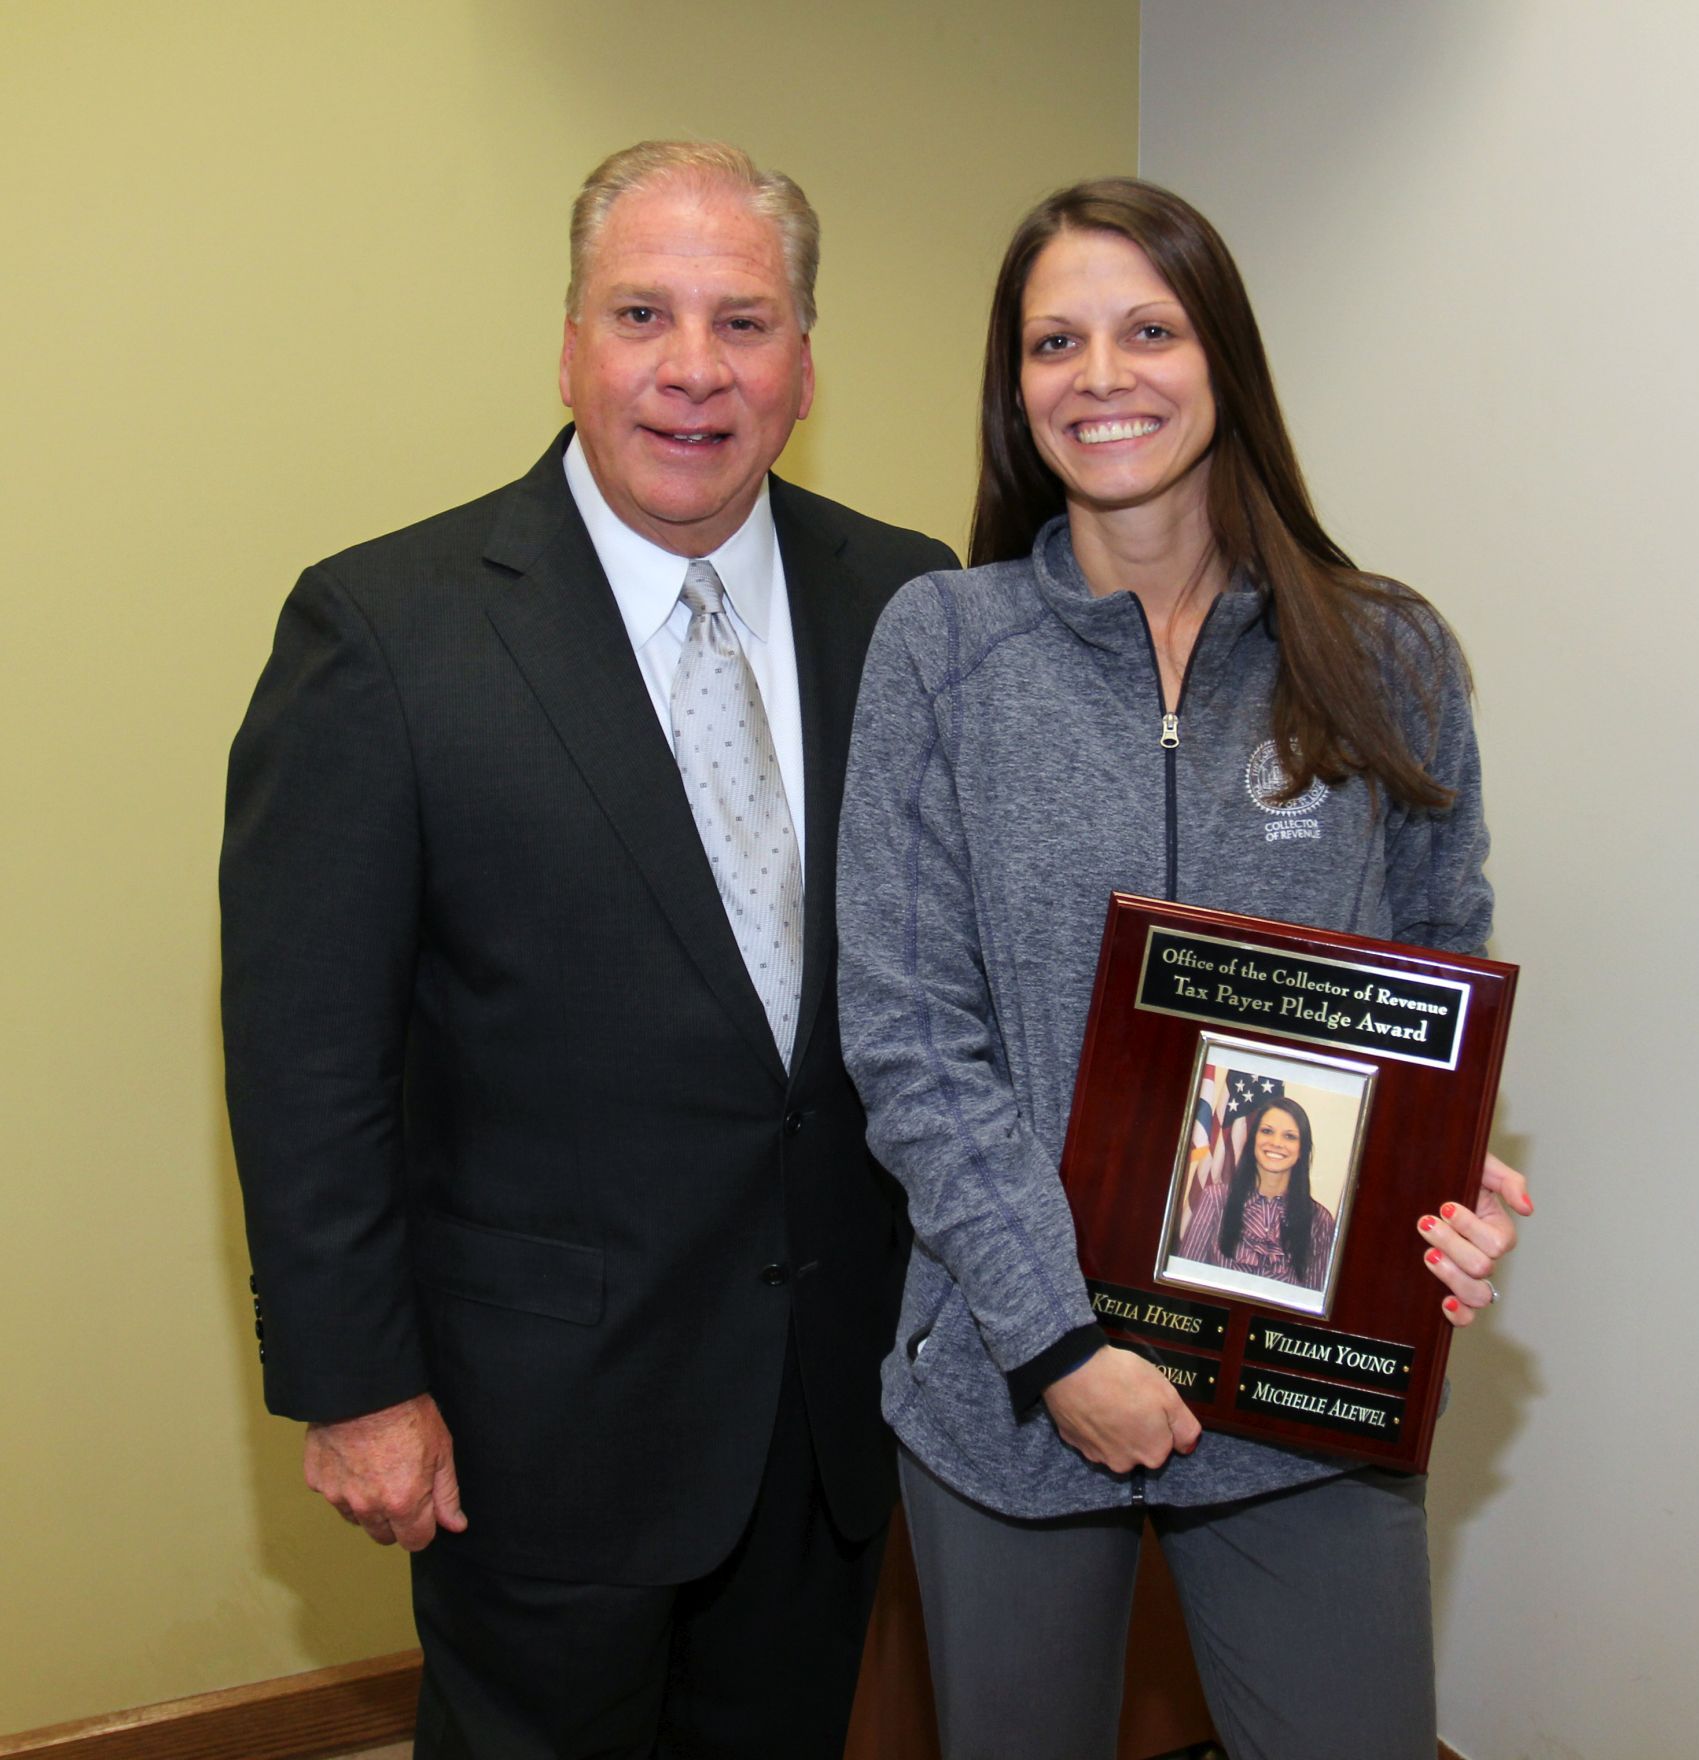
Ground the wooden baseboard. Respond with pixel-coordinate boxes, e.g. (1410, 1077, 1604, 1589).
(0, 1651, 421, 1760)
(0, 1648, 1472, 1760)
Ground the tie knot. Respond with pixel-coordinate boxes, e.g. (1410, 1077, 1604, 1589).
(680, 559, 726, 618)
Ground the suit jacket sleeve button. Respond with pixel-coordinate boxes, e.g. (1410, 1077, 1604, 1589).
(759, 1263, 788, 1286)
(783, 1110, 804, 1137)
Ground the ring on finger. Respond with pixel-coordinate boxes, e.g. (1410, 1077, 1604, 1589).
(1485, 1278, 1500, 1305)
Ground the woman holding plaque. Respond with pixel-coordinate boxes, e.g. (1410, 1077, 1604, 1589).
(836, 178, 1532, 1760)
(1179, 1096, 1336, 1291)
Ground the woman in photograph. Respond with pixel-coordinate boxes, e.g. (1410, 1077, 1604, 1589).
(836, 178, 1533, 1760)
(1179, 1095, 1336, 1291)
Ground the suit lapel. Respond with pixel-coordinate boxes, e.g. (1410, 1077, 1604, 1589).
(482, 434, 786, 1082)
(774, 480, 864, 1075)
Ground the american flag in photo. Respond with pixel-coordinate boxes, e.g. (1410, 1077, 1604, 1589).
(1184, 1066, 1286, 1221)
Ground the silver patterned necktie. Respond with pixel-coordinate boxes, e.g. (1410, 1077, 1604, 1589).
(670, 559, 805, 1067)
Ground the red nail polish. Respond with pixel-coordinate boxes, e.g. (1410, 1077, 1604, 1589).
(1418, 1215, 1436, 1232)
(1444, 1297, 1461, 1313)
(1425, 1249, 1443, 1265)
(1440, 1203, 1458, 1221)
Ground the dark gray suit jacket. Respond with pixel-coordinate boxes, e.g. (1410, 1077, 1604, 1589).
(222, 430, 956, 1582)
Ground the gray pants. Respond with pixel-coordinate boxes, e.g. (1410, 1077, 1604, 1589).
(899, 1450, 1436, 1760)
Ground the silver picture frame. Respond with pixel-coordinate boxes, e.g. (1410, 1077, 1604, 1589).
(1155, 1032, 1379, 1320)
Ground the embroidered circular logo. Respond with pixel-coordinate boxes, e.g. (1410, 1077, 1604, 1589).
(1245, 740, 1330, 816)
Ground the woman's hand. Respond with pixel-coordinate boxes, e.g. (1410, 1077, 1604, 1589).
(1418, 1151, 1533, 1328)
(1043, 1345, 1201, 1472)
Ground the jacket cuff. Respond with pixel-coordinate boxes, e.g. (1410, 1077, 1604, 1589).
(1006, 1323, 1106, 1413)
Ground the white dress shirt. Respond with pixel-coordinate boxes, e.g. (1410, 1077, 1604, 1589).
(563, 435, 806, 870)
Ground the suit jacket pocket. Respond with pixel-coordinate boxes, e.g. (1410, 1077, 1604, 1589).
(417, 1212, 605, 1325)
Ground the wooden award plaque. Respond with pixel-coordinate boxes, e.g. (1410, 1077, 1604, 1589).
(1060, 894, 1517, 1472)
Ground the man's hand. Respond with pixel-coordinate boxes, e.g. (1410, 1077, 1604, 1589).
(1420, 1150, 1534, 1328)
(303, 1392, 467, 1550)
(1042, 1345, 1201, 1474)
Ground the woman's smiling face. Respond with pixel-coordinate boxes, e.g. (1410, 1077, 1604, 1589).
(1252, 1107, 1303, 1181)
(1017, 227, 1216, 526)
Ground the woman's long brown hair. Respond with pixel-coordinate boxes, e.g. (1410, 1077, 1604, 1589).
(971, 178, 1461, 810)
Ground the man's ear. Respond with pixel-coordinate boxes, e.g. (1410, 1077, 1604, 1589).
(796, 333, 815, 422)
(558, 315, 578, 408)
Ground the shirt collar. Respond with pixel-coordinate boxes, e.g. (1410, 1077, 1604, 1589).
(563, 433, 779, 647)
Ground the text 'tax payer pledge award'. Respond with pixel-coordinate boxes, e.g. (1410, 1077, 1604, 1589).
(1059, 895, 1516, 1471)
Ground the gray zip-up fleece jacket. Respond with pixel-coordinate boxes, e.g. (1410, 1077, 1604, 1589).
(837, 517, 1491, 1516)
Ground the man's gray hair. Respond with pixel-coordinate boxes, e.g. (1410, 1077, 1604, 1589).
(567, 140, 820, 333)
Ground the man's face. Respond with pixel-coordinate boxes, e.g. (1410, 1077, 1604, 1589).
(560, 179, 815, 557)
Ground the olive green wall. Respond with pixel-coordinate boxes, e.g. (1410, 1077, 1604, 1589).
(0, 0, 1137, 1732)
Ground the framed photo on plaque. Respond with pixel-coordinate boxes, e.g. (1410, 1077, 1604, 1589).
(1060, 895, 1516, 1472)
(1155, 1034, 1376, 1321)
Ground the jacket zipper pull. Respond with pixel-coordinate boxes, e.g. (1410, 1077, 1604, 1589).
(1160, 712, 1180, 749)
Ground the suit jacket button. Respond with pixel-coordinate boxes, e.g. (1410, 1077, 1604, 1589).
(254, 1319, 265, 1340)
(783, 1110, 804, 1137)
(759, 1263, 788, 1286)
(249, 1274, 258, 1294)
(257, 1345, 266, 1363)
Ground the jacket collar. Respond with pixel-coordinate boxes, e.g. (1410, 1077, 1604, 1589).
(1032, 513, 1265, 643)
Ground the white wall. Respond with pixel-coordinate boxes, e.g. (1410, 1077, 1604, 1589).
(1141, 4, 1699, 1755)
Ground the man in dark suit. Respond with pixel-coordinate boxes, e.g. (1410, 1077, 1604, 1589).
(222, 140, 954, 1759)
